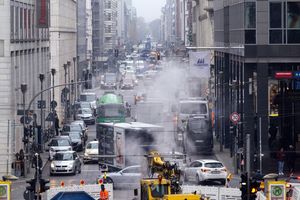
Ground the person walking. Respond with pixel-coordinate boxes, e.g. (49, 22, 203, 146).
(276, 147, 285, 176)
(99, 184, 109, 200)
(286, 145, 296, 175)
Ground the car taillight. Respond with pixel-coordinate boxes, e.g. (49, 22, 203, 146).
(221, 168, 227, 172)
(201, 169, 211, 173)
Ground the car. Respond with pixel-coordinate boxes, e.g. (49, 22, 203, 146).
(71, 120, 88, 134)
(164, 151, 187, 172)
(75, 108, 95, 125)
(83, 140, 99, 164)
(79, 92, 97, 110)
(120, 77, 134, 89)
(97, 165, 141, 189)
(50, 151, 81, 176)
(61, 131, 84, 152)
(101, 73, 118, 89)
(62, 123, 87, 144)
(47, 137, 73, 160)
(183, 159, 227, 185)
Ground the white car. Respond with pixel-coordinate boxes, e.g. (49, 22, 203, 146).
(83, 141, 99, 163)
(183, 159, 227, 185)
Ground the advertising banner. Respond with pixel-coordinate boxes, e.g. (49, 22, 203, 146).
(189, 51, 211, 78)
(36, 0, 49, 28)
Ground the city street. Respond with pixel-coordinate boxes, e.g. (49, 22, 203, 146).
(11, 60, 240, 199)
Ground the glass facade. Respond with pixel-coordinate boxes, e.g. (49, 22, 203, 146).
(245, 2, 256, 44)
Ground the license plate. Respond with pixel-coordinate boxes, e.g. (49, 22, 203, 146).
(211, 171, 220, 174)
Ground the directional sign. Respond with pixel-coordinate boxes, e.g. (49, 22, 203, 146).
(268, 181, 286, 200)
(230, 112, 240, 125)
(20, 116, 33, 124)
(37, 100, 46, 109)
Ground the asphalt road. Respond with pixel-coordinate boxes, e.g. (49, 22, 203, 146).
(11, 61, 238, 200)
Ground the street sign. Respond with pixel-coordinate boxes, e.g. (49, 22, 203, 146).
(50, 101, 57, 109)
(230, 112, 240, 125)
(62, 87, 70, 94)
(20, 116, 33, 124)
(45, 112, 54, 122)
(268, 181, 286, 200)
(37, 100, 46, 109)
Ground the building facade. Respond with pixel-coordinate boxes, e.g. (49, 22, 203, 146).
(50, 0, 77, 121)
(214, 0, 300, 173)
(0, 0, 50, 176)
(77, 0, 87, 82)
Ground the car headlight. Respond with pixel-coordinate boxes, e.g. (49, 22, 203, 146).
(51, 162, 55, 168)
(68, 163, 73, 169)
(84, 152, 89, 157)
(50, 148, 54, 152)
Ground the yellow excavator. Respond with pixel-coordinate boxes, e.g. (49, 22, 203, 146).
(139, 151, 202, 200)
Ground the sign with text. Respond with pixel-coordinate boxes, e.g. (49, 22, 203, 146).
(36, 0, 49, 28)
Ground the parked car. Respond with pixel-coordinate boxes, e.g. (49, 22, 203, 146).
(183, 159, 227, 185)
(120, 77, 134, 89)
(75, 108, 95, 125)
(50, 151, 81, 176)
(61, 131, 83, 151)
(47, 137, 73, 160)
(83, 140, 99, 164)
(97, 165, 141, 189)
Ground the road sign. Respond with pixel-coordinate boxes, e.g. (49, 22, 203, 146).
(62, 87, 70, 94)
(230, 112, 240, 125)
(268, 181, 286, 200)
(37, 100, 46, 109)
(20, 116, 33, 125)
(45, 112, 55, 122)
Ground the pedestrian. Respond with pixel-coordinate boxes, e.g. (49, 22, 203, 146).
(54, 112, 60, 136)
(99, 184, 109, 200)
(286, 145, 296, 175)
(276, 147, 285, 176)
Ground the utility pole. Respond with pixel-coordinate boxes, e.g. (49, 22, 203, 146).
(67, 61, 71, 118)
(39, 74, 45, 130)
(73, 57, 77, 102)
(63, 64, 68, 122)
(246, 133, 251, 200)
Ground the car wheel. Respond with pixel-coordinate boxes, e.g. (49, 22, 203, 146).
(196, 174, 202, 185)
(72, 167, 77, 175)
(78, 165, 81, 174)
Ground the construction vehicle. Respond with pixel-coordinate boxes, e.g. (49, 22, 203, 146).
(140, 176, 201, 200)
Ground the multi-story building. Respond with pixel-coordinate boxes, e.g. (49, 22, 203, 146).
(92, 0, 118, 71)
(77, 0, 87, 82)
(214, 0, 300, 173)
(0, 0, 50, 176)
(50, 0, 77, 120)
(86, 0, 93, 72)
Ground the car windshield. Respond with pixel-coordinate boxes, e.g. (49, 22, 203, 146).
(180, 103, 207, 115)
(99, 104, 125, 117)
(69, 133, 81, 139)
(81, 102, 91, 108)
(150, 185, 169, 198)
(78, 109, 92, 114)
(87, 143, 98, 149)
(51, 139, 70, 146)
(63, 125, 82, 132)
(54, 153, 73, 160)
(205, 162, 224, 168)
(188, 119, 208, 131)
(80, 94, 96, 102)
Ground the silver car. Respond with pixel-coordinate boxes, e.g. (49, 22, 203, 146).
(50, 151, 81, 176)
(97, 165, 141, 189)
(48, 137, 73, 160)
(75, 108, 95, 125)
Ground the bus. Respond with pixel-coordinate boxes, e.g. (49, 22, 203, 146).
(96, 92, 126, 123)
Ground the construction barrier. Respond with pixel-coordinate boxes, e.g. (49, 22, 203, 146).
(292, 187, 300, 200)
(256, 191, 267, 200)
(181, 185, 241, 200)
(46, 183, 113, 200)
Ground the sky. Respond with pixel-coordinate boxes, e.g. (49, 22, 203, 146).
(132, 0, 166, 23)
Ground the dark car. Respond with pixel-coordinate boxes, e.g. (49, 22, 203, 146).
(61, 131, 84, 152)
(61, 124, 88, 145)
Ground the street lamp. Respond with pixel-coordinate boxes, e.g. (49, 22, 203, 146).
(63, 64, 68, 121)
(20, 83, 27, 177)
(72, 57, 77, 102)
(67, 61, 71, 112)
(51, 68, 56, 110)
(39, 74, 45, 129)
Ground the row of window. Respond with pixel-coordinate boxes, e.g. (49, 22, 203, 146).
(244, 1, 300, 44)
(10, 2, 49, 42)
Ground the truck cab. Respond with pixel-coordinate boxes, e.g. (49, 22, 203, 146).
(140, 178, 200, 200)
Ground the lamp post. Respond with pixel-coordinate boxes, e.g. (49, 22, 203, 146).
(67, 61, 71, 117)
(73, 57, 77, 102)
(63, 64, 68, 122)
(20, 83, 27, 177)
(50, 69, 56, 111)
(39, 74, 45, 130)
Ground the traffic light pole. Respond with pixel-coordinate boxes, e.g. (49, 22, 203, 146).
(35, 153, 41, 200)
(246, 133, 251, 200)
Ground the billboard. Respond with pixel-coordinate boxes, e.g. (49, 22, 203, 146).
(189, 51, 211, 77)
(36, 0, 49, 28)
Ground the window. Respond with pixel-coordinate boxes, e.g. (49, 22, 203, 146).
(0, 40, 4, 57)
(244, 2, 256, 44)
(269, 2, 300, 44)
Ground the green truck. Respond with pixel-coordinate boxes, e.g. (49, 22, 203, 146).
(96, 92, 126, 123)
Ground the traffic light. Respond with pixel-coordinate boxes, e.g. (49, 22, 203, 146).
(240, 173, 248, 199)
(26, 178, 36, 193)
(39, 178, 50, 193)
(249, 178, 260, 200)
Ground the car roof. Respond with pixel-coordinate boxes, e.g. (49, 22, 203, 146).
(55, 151, 76, 154)
(194, 159, 222, 163)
